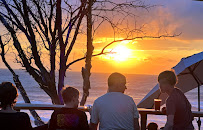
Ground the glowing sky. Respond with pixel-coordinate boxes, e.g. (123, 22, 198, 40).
(0, 0, 203, 75)
(70, 0, 203, 74)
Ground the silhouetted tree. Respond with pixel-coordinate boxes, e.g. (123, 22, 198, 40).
(0, 0, 178, 106)
(0, 0, 89, 104)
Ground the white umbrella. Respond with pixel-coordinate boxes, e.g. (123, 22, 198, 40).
(137, 51, 203, 129)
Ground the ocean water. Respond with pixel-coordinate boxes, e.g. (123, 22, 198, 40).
(0, 69, 202, 129)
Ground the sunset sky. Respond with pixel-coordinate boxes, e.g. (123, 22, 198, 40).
(69, 0, 203, 75)
(0, 0, 203, 75)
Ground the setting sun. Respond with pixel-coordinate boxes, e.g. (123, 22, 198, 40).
(102, 45, 132, 62)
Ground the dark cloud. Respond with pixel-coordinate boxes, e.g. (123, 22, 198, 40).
(145, 0, 203, 40)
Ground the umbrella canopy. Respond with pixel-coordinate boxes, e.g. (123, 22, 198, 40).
(137, 51, 203, 108)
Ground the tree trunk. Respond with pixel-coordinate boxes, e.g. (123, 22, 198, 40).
(56, 0, 66, 104)
(57, 41, 66, 105)
(58, 67, 66, 104)
(80, 0, 94, 106)
(49, 89, 60, 105)
(13, 76, 44, 126)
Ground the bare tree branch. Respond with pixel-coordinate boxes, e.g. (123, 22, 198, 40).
(66, 33, 181, 69)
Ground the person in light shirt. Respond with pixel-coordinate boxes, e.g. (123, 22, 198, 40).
(90, 72, 140, 130)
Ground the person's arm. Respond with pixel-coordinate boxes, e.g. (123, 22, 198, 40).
(90, 122, 98, 130)
(80, 112, 90, 130)
(89, 101, 99, 130)
(161, 107, 166, 114)
(163, 115, 174, 130)
(24, 113, 33, 130)
(134, 118, 140, 130)
(47, 112, 56, 130)
(132, 98, 140, 130)
(164, 97, 176, 130)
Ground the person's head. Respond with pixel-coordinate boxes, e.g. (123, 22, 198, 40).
(158, 70, 177, 93)
(147, 122, 158, 130)
(108, 72, 127, 93)
(61, 86, 79, 108)
(0, 82, 18, 109)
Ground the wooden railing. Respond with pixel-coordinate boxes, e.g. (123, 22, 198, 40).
(14, 103, 89, 111)
(14, 103, 203, 130)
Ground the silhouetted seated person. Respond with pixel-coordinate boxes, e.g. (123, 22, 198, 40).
(0, 82, 32, 130)
(48, 86, 89, 130)
(90, 72, 140, 130)
(147, 122, 158, 130)
(158, 71, 194, 130)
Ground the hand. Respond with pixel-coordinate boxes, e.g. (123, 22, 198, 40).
(85, 105, 93, 115)
(89, 107, 92, 115)
(161, 107, 166, 114)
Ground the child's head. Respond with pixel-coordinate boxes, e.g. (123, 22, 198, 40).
(147, 122, 158, 130)
(158, 70, 177, 93)
(61, 86, 79, 108)
(0, 82, 18, 109)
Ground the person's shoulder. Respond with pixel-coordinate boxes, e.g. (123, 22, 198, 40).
(77, 109, 87, 117)
(166, 88, 178, 103)
(51, 108, 68, 117)
(94, 93, 109, 103)
(174, 87, 184, 94)
(62, 108, 87, 118)
(95, 92, 134, 102)
(16, 112, 30, 119)
(16, 111, 29, 116)
(74, 108, 86, 114)
(122, 93, 133, 99)
(171, 87, 184, 97)
(52, 108, 61, 114)
(51, 108, 86, 119)
(118, 93, 134, 102)
(56, 108, 77, 113)
(61, 108, 85, 114)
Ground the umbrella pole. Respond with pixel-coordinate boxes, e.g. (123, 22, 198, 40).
(197, 85, 201, 130)
(188, 67, 201, 130)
